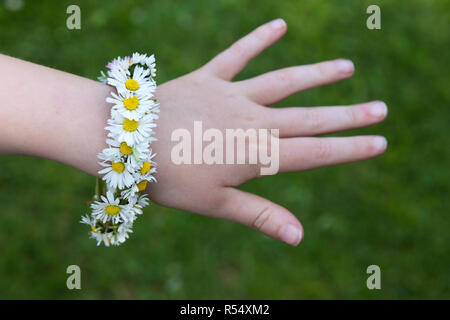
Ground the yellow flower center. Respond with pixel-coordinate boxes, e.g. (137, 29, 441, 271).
(137, 180, 148, 191)
(123, 96, 139, 111)
(120, 142, 133, 155)
(111, 162, 125, 173)
(105, 205, 121, 216)
(140, 161, 151, 174)
(125, 79, 139, 91)
(123, 118, 138, 132)
(91, 226, 98, 233)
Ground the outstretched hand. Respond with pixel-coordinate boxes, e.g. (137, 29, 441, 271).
(151, 19, 388, 246)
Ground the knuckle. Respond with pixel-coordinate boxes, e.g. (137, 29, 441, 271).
(229, 39, 247, 58)
(277, 68, 295, 84)
(345, 106, 358, 124)
(252, 206, 274, 231)
(211, 189, 234, 216)
(305, 109, 324, 131)
(313, 62, 331, 79)
(314, 140, 332, 161)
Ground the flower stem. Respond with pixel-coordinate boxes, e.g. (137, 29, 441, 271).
(95, 177, 104, 200)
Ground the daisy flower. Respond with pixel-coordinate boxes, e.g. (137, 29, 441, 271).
(80, 214, 101, 234)
(83, 218, 134, 247)
(81, 215, 115, 247)
(92, 231, 113, 247)
(99, 139, 151, 163)
(127, 149, 156, 170)
(128, 157, 157, 187)
(92, 229, 119, 247)
(131, 52, 148, 65)
(106, 113, 158, 147)
(131, 194, 150, 216)
(115, 221, 134, 244)
(131, 52, 157, 77)
(98, 160, 135, 190)
(122, 155, 157, 202)
(107, 90, 158, 120)
(144, 54, 157, 77)
(107, 65, 156, 97)
(91, 191, 132, 224)
(106, 56, 132, 72)
(120, 184, 140, 202)
(99, 56, 131, 84)
(93, 220, 135, 246)
(120, 175, 155, 201)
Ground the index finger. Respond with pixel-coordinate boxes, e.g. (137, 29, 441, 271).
(203, 19, 287, 80)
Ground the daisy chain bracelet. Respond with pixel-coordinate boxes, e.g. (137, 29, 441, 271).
(81, 53, 159, 246)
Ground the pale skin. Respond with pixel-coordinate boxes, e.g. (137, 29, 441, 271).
(0, 19, 387, 246)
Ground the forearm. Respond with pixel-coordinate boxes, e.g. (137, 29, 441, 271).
(0, 54, 109, 176)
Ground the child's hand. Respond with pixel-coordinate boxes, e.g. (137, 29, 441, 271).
(0, 19, 387, 246)
(151, 19, 388, 246)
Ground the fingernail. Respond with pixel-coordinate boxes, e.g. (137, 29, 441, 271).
(270, 18, 286, 30)
(373, 136, 387, 151)
(370, 101, 388, 117)
(336, 59, 354, 73)
(279, 224, 302, 246)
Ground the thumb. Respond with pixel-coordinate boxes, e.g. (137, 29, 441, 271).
(218, 187, 303, 246)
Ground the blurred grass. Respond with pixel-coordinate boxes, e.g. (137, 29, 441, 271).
(0, 0, 449, 299)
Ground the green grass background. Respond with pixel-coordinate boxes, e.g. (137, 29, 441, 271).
(0, 0, 449, 299)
